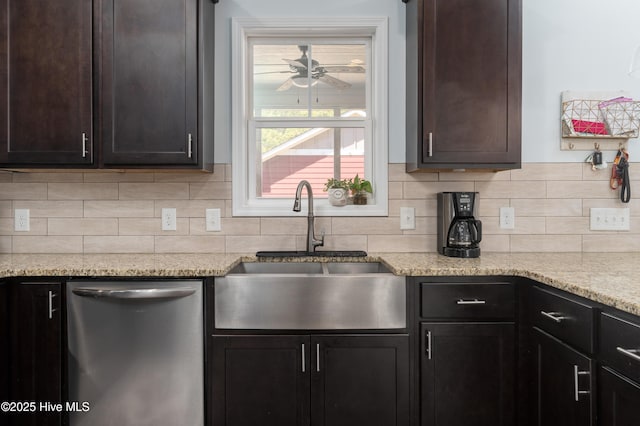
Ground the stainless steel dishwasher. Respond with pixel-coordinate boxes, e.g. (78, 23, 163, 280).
(66, 280, 203, 426)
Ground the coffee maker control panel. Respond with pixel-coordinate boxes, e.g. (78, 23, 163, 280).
(455, 193, 474, 217)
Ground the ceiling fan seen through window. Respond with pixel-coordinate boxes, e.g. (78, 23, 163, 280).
(255, 45, 365, 91)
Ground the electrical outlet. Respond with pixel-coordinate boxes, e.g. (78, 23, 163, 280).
(14, 209, 30, 232)
(206, 208, 221, 232)
(400, 207, 415, 230)
(161, 208, 177, 231)
(499, 207, 515, 229)
(590, 208, 630, 231)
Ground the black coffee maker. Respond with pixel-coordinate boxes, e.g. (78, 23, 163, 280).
(437, 192, 482, 258)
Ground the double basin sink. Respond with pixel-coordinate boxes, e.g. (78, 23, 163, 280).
(215, 262, 406, 330)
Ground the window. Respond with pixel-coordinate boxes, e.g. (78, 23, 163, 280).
(232, 18, 388, 216)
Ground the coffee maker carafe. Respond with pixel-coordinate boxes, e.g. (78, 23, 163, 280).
(437, 192, 482, 258)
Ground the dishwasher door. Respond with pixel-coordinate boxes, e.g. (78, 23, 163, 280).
(67, 280, 203, 426)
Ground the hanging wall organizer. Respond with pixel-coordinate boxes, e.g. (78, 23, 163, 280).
(561, 90, 640, 151)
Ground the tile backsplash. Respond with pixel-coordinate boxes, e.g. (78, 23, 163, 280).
(0, 163, 637, 253)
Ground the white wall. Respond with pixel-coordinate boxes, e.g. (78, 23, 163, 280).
(214, 0, 640, 164)
(523, 0, 640, 162)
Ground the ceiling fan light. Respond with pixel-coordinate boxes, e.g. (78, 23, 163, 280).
(291, 75, 319, 88)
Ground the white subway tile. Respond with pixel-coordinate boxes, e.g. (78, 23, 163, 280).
(84, 236, 154, 253)
(0, 183, 47, 200)
(84, 201, 155, 218)
(49, 183, 118, 200)
(14, 236, 83, 253)
(155, 236, 225, 253)
(49, 218, 118, 236)
(119, 183, 189, 200)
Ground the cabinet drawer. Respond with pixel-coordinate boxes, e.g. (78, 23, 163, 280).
(600, 313, 640, 383)
(529, 286, 595, 354)
(420, 282, 514, 319)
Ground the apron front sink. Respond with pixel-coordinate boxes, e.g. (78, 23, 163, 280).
(215, 262, 405, 330)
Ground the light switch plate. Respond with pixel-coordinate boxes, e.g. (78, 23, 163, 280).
(590, 207, 630, 231)
(400, 207, 415, 230)
(206, 208, 221, 232)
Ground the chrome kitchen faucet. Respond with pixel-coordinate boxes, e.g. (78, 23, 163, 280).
(293, 180, 324, 253)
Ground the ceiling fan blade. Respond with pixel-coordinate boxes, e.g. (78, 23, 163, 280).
(321, 65, 365, 73)
(318, 75, 351, 90)
(254, 70, 296, 75)
(283, 58, 307, 69)
(276, 78, 294, 91)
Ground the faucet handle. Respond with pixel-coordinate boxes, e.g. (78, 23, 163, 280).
(313, 231, 325, 249)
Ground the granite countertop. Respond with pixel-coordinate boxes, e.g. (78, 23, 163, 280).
(0, 252, 638, 316)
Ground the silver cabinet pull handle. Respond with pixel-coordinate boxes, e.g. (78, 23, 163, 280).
(302, 343, 305, 373)
(540, 311, 566, 323)
(188, 134, 193, 158)
(48, 291, 58, 319)
(425, 330, 432, 360)
(616, 346, 640, 363)
(427, 132, 433, 157)
(82, 133, 89, 158)
(457, 299, 486, 305)
(316, 343, 320, 372)
(573, 365, 590, 401)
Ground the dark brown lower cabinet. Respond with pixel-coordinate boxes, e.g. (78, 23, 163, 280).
(211, 334, 409, 426)
(599, 367, 640, 426)
(9, 282, 64, 426)
(0, 282, 7, 404)
(211, 335, 309, 426)
(531, 327, 594, 426)
(420, 322, 515, 426)
(311, 335, 409, 426)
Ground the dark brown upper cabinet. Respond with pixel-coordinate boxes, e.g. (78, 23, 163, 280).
(0, 0, 214, 170)
(0, 0, 93, 166)
(98, 0, 214, 170)
(405, 0, 522, 171)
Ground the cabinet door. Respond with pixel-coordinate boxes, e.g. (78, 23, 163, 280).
(0, 282, 7, 404)
(9, 283, 63, 426)
(99, 0, 198, 166)
(210, 335, 310, 426)
(420, 322, 515, 426)
(0, 0, 93, 165)
(531, 328, 594, 426)
(311, 335, 409, 426)
(600, 367, 640, 426)
(413, 0, 521, 169)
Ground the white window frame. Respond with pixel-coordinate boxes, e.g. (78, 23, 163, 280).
(231, 17, 388, 217)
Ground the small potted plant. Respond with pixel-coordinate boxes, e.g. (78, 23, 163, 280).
(323, 178, 350, 206)
(348, 174, 373, 205)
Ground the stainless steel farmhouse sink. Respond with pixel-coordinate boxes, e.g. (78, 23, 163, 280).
(215, 262, 406, 330)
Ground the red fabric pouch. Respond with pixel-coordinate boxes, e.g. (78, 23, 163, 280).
(572, 119, 608, 135)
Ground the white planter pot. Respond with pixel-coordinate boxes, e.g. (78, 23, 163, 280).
(328, 188, 348, 206)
